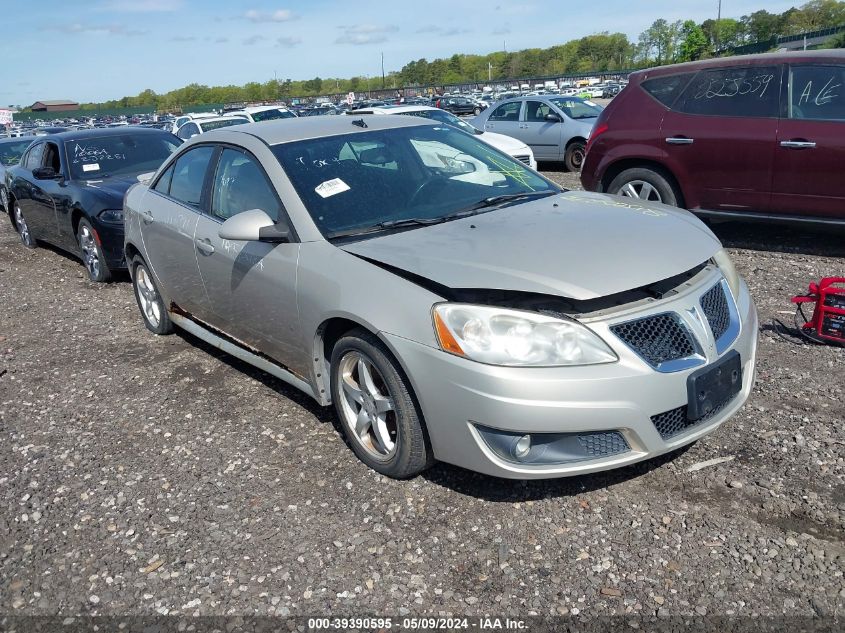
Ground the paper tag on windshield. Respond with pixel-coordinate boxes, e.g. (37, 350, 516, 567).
(315, 178, 350, 198)
(82, 163, 99, 172)
(584, 100, 598, 107)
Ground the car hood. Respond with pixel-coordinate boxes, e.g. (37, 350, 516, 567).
(479, 131, 531, 155)
(341, 191, 721, 300)
(80, 174, 139, 201)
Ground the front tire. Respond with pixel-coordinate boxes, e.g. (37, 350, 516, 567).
(564, 141, 586, 172)
(13, 201, 36, 249)
(330, 329, 433, 478)
(474, 107, 481, 115)
(131, 256, 173, 335)
(77, 218, 112, 282)
(607, 167, 680, 207)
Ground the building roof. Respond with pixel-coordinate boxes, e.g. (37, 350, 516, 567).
(32, 100, 79, 107)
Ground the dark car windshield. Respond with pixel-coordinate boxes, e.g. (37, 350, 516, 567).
(66, 133, 180, 180)
(397, 109, 479, 134)
(200, 118, 247, 132)
(549, 97, 603, 119)
(272, 124, 557, 239)
(252, 109, 295, 122)
(0, 139, 34, 166)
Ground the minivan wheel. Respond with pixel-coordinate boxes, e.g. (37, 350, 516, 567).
(13, 202, 37, 249)
(77, 219, 112, 282)
(474, 107, 481, 115)
(564, 141, 586, 172)
(608, 167, 679, 207)
(131, 256, 173, 335)
(330, 329, 433, 478)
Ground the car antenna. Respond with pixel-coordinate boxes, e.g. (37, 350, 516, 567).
(351, 118, 368, 128)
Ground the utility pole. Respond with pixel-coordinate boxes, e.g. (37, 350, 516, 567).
(715, 0, 722, 55)
(488, 62, 492, 81)
(381, 52, 386, 89)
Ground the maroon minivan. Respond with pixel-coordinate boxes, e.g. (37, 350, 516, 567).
(581, 50, 845, 225)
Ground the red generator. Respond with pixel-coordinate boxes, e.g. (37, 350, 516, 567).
(792, 277, 845, 344)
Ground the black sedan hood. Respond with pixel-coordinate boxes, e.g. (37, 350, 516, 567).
(78, 174, 139, 204)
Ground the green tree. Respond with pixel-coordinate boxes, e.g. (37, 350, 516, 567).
(679, 20, 708, 61)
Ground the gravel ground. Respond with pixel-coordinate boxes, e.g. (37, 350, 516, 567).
(1, 171, 843, 623)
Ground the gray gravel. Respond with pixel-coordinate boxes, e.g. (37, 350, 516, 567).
(1, 172, 843, 620)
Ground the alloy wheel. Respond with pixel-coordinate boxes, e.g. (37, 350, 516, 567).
(135, 266, 161, 328)
(14, 204, 34, 247)
(78, 225, 101, 279)
(619, 180, 663, 203)
(336, 351, 397, 459)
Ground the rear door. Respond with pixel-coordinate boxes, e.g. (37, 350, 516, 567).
(770, 63, 845, 220)
(660, 64, 782, 212)
(519, 100, 562, 161)
(481, 101, 523, 141)
(193, 146, 303, 368)
(15, 142, 48, 234)
(138, 144, 215, 315)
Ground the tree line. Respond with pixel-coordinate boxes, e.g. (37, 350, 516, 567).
(71, 0, 845, 112)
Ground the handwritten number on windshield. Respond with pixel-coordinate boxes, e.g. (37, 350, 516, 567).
(693, 74, 774, 100)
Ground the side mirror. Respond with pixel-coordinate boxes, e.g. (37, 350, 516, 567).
(33, 166, 60, 180)
(218, 209, 291, 243)
(544, 112, 561, 122)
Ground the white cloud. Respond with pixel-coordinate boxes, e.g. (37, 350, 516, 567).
(336, 24, 397, 45)
(243, 35, 265, 45)
(100, 0, 182, 12)
(49, 23, 146, 36)
(277, 36, 302, 47)
(244, 8, 297, 23)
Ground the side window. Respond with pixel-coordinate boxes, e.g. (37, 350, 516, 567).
(489, 102, 521, 121)
(42, 143, 61, 172)
(789, 65, 845, 121)
(210, 148, 280, 221)
(24, 143, 44, 170)
(153, 164, 175, 195)
(524, 101, 551, 122)
(641, 73, 695, 107)
(177, 123, 199, 140)
(676, 66, 780, 118)
(168, 146, 214, 208)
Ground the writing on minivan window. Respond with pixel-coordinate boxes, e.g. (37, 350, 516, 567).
(71, 143, 126, 163)
(797, 75, 841, 106)
(692, 73, 774, 100)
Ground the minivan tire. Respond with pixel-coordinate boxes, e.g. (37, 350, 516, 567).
(131, 255, 173, 335)
(330, 328, 433, 478)
(607, 167, 680, 207)
(564, 141, 586, 172)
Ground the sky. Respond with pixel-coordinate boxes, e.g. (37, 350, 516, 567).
(3, 0, 801, 107)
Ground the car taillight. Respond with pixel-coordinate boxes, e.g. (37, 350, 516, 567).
(586, 123, 609, 155)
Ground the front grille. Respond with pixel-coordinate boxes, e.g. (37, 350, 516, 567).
(514, 154, 532, 166)
(651, 395, 734, 440)
(577, 431, 630, 457)
(700, 282, 730, 340)
(610, 313, 697, 368)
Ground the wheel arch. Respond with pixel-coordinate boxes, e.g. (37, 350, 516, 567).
(599, 158, 686, 208)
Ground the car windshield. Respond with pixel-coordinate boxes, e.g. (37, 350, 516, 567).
(252, 109, 295, 122)
(272, 124, 557, 240)
(0, 139, 33, 166)
(200, 118, 247, 132)
(397, 109, 479, 135)
(549, 97, 603, 119)
(65, 133, 180, 180)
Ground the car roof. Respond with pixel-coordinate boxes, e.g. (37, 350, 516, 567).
(192, 114, 433, 146)
(41, 127, 178, 143)
(495, 95, 588, 104)
(635, 49, 845, 79)
(243, 105, 290, 113)
(348, 105, 437, 115)
(0, 136, 33, 145)
(197, 116, 246, 124)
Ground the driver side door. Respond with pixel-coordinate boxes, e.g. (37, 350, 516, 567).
(519, 100, 563, 161)
(193, 145, 303, 370)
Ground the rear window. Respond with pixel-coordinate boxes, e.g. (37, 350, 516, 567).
(252, 109, 295, 122)
(675, 66, 780, 118)
(641, 73, 695, 107)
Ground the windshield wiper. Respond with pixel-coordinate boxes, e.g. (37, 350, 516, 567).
(326, 217, 445, 240)
(457, 190, 557, 214)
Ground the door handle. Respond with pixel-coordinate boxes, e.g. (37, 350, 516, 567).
(665, 136, 694, 145)
(780, 140, 816, 149)
(139, 209, 154, 224)
(195, 238, 215, 255)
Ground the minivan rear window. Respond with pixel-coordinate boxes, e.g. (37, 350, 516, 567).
(641, 73, 694, 107)
(675, 66, 780, 118)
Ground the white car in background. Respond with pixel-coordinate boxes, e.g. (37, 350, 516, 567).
(347, 105, 537, 170)
(175, 116, 248, 140)
(170, 112, 220, 135)
(225, 105, 297, 123)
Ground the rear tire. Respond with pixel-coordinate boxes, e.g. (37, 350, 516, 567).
(564, 141, 586, 172)
(607, 167, 680, 207)
(131, 256, 173, 335)
(13, 201, 36, 249)
(330, 328, 433, 478)
(77, 218, 112, 282)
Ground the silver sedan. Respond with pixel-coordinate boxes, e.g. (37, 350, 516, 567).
(124, 115, 757, 479)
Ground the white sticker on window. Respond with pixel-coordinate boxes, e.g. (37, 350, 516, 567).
(82, 163, 100, 172)
(315, 178, 350, 198)
(584, 100, 598, 107)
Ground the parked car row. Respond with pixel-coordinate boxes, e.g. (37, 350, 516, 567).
(5, 109, 758, 481)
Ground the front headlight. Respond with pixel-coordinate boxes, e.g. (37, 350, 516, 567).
(432, 303, 617, 367)
(711, 249, 740, 299)
(98, 209, 124, 224)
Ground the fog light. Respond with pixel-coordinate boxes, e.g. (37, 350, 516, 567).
(513, 434, 532, 459)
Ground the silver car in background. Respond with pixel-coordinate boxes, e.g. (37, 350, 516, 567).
(470, 95, 601, 171)
(124, 116, 757, 479)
